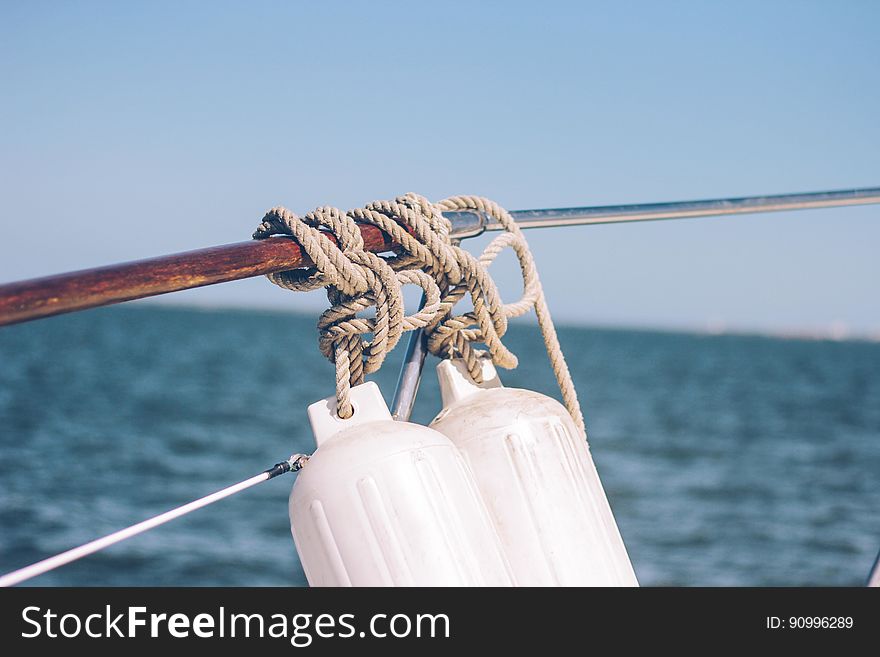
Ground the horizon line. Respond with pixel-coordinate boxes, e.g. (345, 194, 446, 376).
(113, 298, 880, 345)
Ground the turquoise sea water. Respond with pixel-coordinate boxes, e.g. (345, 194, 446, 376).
(0, 305, 877, 586)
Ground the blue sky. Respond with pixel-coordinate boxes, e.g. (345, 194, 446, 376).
(1, 1, 878, 335)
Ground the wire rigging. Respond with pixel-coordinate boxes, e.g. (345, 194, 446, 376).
(0, 454, 308, 587)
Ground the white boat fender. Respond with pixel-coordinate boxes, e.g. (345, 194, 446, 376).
(430, 357, 639, 586)
(289, 381, 514, 586)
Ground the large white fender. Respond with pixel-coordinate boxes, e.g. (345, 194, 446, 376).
(289, 381, 514, 586)
(430, 358, 638, 586)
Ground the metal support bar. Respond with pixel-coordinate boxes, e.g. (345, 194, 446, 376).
(390, 328, 429, 422)
(391, 291, 430, 422)
(868, 547, 880, 587)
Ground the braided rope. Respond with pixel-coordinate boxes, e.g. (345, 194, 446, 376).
(253, 194, 585, 435)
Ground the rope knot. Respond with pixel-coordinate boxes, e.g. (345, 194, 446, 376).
(253, 194, 585, 434)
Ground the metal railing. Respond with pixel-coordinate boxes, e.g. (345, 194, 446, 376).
(1, 187, 878, 328)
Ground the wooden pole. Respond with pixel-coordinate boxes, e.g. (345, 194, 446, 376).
(0, 226, 396, 327)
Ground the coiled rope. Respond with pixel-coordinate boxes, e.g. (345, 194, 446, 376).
(254, 194, 586, 435)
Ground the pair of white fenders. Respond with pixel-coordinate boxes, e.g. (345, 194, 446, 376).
(289, 355, 639, 587)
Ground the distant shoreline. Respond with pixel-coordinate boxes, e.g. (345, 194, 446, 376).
(109, 300, 880, 345)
